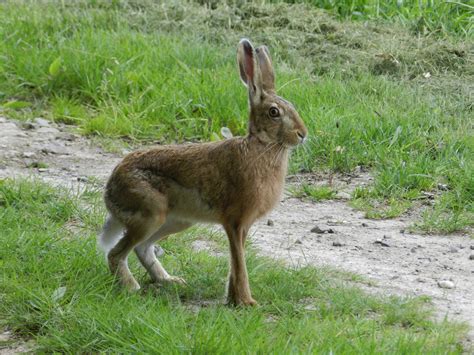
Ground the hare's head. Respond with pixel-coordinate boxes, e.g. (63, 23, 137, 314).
(237, 39, 308, 147)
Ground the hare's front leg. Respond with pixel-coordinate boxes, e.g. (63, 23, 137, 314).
(134, 218, 193, 285)
(224, 224, 256, 306)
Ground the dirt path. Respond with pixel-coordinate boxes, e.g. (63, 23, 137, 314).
(1, 116, 472, 344)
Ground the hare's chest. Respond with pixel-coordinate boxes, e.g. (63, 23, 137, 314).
(250, 170, 286, 220)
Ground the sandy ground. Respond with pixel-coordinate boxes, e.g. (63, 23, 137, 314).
(0, 116, 472, 351)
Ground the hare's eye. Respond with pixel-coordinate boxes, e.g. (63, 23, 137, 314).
(269, 107, 280, 118)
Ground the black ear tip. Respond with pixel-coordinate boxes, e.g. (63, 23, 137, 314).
(239, 38, 253, 54)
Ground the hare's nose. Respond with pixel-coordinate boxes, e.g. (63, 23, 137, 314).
(297, 131, 307, 144)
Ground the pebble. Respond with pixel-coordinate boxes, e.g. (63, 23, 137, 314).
(361, 222, 369, 227)
(267, 219, 274, 226)
(470, 246, 474, 250)
(437, 183, 449, 191)
(336, 191, 351, 200)
(294, 238, 303, 245)
(374, 239, 390, 247)
(22, 151, 35, 158)
(34, 117, 50, 127)
(310, 226, 325, 234)
(469, 255, 474, 260)
(38, 168, 48, 172)
(449, 247, 458, 253)
(21, 122, 36, 130)
(437, 280, 454, 289)
(332, 241, 343, 247)
(36, 127, 60, 134)
(327, 228, 335, 234)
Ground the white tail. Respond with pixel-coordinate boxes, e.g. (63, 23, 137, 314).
(98, 214, 124, 254)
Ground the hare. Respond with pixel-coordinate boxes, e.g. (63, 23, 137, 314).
(99, 39, 308, 306)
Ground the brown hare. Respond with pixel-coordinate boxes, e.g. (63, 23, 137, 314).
(99, 39, 308, 306)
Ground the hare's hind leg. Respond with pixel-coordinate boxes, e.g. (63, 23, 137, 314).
(108, 219, 164, 291)
(135, 218, 193, 285)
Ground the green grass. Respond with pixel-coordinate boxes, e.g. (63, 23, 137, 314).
(270, 0, 473, 36)
(290, 184, 336, 201)
(0, 0, 472, 234)
(0, 179, 469, 353)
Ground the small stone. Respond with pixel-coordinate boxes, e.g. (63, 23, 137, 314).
(410, 247, 417, 253)
(437, 183, 449, 191)
(310, 226, 325, 234)
(295, 238, 303, 245)
(422, 191, 435, 199)
(38, 168, 48, 172)
(22, 151, 35, 158)
(327, 228, 335, 234)
(332, 241, 343, 247)
(470, 246, 474, 250)
(336, 191, 351, 200)
(21, 121, 36, 130)
(34, 117, 50, 127)
(449, 247, 458, 253)
(267, 219, 274, 226)
(361, 223, 369, 227)
(400, 229, 405, 234)
(469, 255, 474, 260)
(36, 127, 59, 134)
(437, 280, 454, 289)
(374, 239, 390, 247)
(77, 176, 88, 182)
(304, 304, 318, 311)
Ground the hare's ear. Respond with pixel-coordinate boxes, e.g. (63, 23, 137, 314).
(256, 45, 275, 92)
(237, 38, 263, 104)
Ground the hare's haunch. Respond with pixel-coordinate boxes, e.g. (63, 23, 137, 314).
(99, 39, 308, 306)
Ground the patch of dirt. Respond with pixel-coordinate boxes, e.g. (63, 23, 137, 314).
(0, 330, 34, 354)
(1, 116, 472, 342)
(191, 239, 226, 258)
(253, 200, 473, 338)
(0, 116, 120, 187)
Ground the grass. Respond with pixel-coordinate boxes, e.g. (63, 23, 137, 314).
(270, 0, 473, 36)
(0, 178, 469, 353)
(290, 184, 336, 202)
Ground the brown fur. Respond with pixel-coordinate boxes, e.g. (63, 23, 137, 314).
(100, 39, 307, 306)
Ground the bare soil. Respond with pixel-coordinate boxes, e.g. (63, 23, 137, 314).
(1, 116, 472, 344)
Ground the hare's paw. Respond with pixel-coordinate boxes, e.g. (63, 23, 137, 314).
(121, 276, 141, 292)
(240, 297, 258, 306)
(163, 275, 187, 285)
(227, 296, 258, 307)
